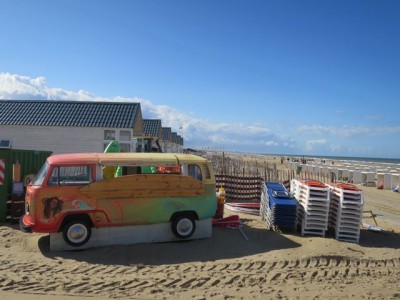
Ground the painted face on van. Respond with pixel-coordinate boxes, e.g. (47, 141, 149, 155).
(42, 197, 63, 219)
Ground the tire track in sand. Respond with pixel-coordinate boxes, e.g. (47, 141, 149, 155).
(0, 255, 399, 298)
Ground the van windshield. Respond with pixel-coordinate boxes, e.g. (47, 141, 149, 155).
(31, 162, 50, 186)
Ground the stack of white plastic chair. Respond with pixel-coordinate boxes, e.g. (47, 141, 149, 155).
(328, 183, 364, 243)
(260, 182, 270, 226)
(291, 179, 330, 237)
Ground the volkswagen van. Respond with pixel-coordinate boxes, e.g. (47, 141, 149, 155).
(20, 153, 217, 247)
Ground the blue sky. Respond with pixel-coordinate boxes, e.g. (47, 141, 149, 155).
(1, 1, 400, 158)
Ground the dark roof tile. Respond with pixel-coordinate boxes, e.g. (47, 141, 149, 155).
(143, 119, 162, 137)
(162, 127, 172, 141)
(0, 100, 140, 128)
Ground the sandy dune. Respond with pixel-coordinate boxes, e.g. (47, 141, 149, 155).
(1, 194, 399, 299)
(0, 154, 399, 299)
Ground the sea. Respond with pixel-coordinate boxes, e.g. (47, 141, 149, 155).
(266, 154, 400, 165)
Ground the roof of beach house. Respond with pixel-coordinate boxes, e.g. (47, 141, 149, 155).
(0, 100, 142, 129)
(162, 127, 172, 141)
(143, 119, 163, 138)
(177, 135, 183, 146)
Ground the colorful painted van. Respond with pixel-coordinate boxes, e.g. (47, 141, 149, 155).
(20, 153, 217, 247)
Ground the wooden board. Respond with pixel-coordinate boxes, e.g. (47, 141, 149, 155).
(79, 174, 205, 199)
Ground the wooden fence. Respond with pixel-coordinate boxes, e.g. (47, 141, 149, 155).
(205, 151, 336, 203)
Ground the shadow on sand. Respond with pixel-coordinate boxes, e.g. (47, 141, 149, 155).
(358, 228, 400, 248)
(29, 219, 400, 266)
(38, 222, 301, 266)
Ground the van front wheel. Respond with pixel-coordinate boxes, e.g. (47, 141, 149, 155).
(171, 215, 196, 239)
(63, 220, 91, 247)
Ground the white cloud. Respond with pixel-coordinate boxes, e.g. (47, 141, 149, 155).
(265, 141, 278, 147)
(347, 146, 374, 156)
(0, 73, 280, 152)
(364, 114, 380, 121)
(297, 124, 400, 138)
(0, 73, 47, 99)
(304, 139, 327, 151)
(2, 73, 398, 157)
(0, 73, 95, 101)
(328, 144, 342, 153)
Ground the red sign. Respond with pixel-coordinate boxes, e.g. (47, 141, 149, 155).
(0, 159, 5, 186)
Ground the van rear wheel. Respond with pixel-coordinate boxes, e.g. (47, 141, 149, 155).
(63, 220, 91, 247)
(171, 215, 196, 239)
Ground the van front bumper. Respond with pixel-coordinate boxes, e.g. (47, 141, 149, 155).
(19, 215, 32, 233)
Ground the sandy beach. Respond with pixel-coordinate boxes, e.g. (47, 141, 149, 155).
(0, 154, 399, 299)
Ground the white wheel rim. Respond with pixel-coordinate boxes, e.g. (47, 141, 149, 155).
(67, 223, 88, 244)
(176, 218, 193, 236)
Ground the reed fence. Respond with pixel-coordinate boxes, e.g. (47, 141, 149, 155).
(204, 151, 336, 203)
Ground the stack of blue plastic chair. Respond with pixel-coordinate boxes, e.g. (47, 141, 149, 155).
(261, 182, 298, 230)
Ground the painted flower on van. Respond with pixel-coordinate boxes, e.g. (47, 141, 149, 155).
(71, 199, 92, 210)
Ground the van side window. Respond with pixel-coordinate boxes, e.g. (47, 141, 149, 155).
(203, 165, 211, 180)
(188, 164, 202, 181)
(48, 166, 92, 186)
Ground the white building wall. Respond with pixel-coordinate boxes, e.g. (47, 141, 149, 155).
(171, 143, 182, 153)
(1, 125, 105, 154)
(161, 141, 173, 153)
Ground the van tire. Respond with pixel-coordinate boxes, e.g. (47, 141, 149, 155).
(62, 219, 91, 247)
(171, 215, 196, 239)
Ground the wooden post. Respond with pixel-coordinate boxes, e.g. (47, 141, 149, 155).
(264, 162, 267, 181)
(222, 151, 225, 177)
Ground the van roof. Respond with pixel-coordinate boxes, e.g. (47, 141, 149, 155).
(46, 153, 209, 166)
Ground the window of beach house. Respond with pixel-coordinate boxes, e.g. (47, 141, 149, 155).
(104, 130, 116, 140)
(119, 130, 131, 141)
(119, 143, 131, 153)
